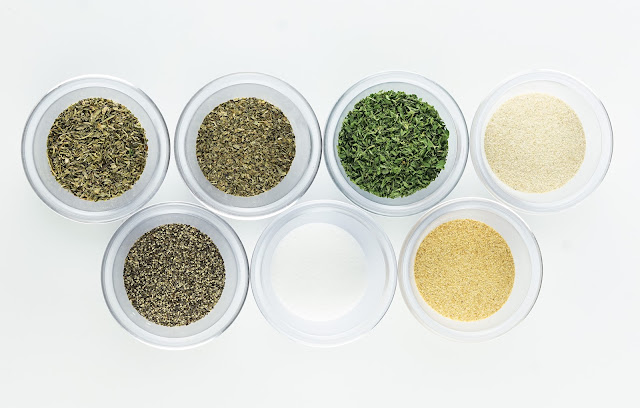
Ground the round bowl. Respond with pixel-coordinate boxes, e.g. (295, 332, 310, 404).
(101, 202, 249, 349)
(175, 72, 322, 219)
(470, 70, 613, 213)
(324, 71, 469, 217)
(22, 75, 170, 223)
(251, 200, 397, 346)
(398, 198, 542, 341)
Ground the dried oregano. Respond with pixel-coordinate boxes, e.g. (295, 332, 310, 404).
(337, 90, 449, 198)
(123, 224, 226, 327)
(47, 97, 147, 201)
(196, 97, 296, 197)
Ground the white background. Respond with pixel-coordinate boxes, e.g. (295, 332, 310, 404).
(1, 1, 638, 406)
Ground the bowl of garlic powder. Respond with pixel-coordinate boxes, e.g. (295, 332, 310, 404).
(398, 198, 542, 341)
(470, 70, 613, 213)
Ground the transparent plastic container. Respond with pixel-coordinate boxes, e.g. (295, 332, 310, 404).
(470, 70, 613, 213)
(324, 71, 469, 217)
(175, 73, 322, 219)
(22, 75, 170, 223)
(101, 202, 249, 349)
(251, 200, 397, 346)
(398, 198, 542, 341)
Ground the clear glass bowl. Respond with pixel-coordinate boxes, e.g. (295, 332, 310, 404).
(22, 75, 170, 223)
(175, 72, 322, 219)
(101, 202, 249, 349)
(470, 70, 613, 213)
(398, 198, 542, 341)
(251, 200, 397, 346)
(323, 71, 469, 217)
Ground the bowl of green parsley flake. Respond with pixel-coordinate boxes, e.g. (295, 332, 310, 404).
(22, 75, 170, 223)
(324, 71, 469, 216)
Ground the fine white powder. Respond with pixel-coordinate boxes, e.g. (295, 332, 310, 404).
(270, 223, 368, 321)
(484, 93, 586, 193)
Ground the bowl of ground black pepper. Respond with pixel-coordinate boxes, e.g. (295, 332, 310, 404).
(22, 75, 170, 222)
(324, 71, 469, 216)
(101, 202, 249, 348)
(175, 73, 322, 219)
(398, 198, 542, 341)
(470, 70, 613, 212)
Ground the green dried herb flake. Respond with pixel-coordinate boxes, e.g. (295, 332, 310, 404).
(196, 97, 296, 197)
(337, 90, 449, 198)
(47, 97, 148, 201)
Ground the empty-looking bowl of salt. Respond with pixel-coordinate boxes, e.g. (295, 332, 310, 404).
(470, 70, 613, 212)
(250, 200, 397, 346)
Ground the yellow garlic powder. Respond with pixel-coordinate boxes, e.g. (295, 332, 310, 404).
(414, 219, 515, 321)
(484, 93, 586, 193)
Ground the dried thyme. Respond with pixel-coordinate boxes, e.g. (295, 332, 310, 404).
(47, 97, 147, 201)
(337, 90, 449, 198)
(123, 223, 226, 327)
(196, 97, 296, 197)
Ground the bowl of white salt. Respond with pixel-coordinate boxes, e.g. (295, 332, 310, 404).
(470, 70, 613, 212)
(250, 200, 397, 346)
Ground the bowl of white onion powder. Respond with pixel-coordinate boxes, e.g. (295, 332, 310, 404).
(470, 70, 613, 212)
(250, 200, 397, 346)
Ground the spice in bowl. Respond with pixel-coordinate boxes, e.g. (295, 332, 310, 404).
(123, 223, 226, 327)
(269, 223, 368, 321)
(196, 97, 296, 197)
(337, 90, 449, 198)
(47, 97, 148, 201)
(484, 93, 586, 193)
(414, 219, 515, 321)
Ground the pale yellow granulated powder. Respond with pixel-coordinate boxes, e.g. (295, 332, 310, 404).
(484, 93, 586, 193)
(414, 219, 515, 321)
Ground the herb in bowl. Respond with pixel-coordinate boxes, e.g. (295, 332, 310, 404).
(337, 90, 449, 198)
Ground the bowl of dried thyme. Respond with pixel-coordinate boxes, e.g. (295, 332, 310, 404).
(470, 70, 613, 213)
(398, 198, 543, 341)
(22, 75, 170, 223)
(324, 71, 469, 216)
(175, 73, 322, 219)
(101, 202, 249, 349)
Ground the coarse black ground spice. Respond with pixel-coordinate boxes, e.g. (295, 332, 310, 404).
(196, 97, 296, 197)
(123, 223, 226, 327)
(47, 97, 148, 201)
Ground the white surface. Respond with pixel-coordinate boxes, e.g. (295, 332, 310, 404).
(271, 223, 367, 321)
(1, 0, 638, 406)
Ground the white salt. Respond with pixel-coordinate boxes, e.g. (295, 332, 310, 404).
(270, 223, 367, 321)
